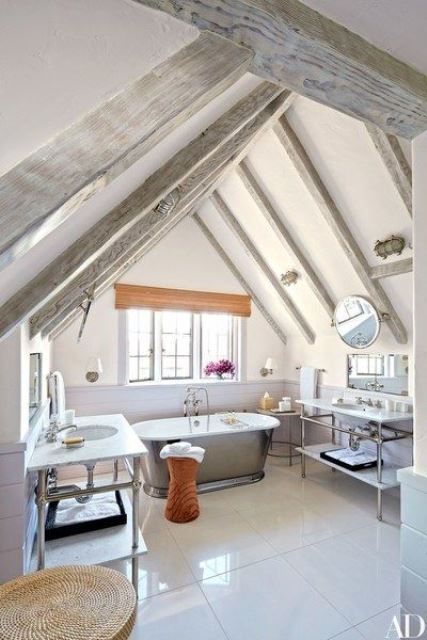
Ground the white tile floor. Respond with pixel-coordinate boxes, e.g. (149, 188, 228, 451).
(113, 458, 403, 640)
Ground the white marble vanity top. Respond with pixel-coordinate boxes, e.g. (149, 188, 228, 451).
(296, 399, 413, 424)
(27, 414, 147, 472)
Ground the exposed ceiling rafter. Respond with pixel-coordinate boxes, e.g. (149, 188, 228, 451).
(0, 33, 251, 269)
(365, 124, 412, 217)
(193, 214, 287, 345)
(273, 115, 408, 344)
(236, 160, 336, 319)
(43, 89, 292, 340)
(134, 0, 427, 138)
(47, 166, 226, 340)
(370, 258, 413, 280)
(0, 83, 290, 341)
(211, 191, 316, 344)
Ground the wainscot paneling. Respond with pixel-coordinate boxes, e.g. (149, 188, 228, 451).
(65, 379, 290, 424)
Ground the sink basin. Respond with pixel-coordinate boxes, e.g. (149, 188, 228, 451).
(65, 425, 118, 441)
(332, 402, 361, 411)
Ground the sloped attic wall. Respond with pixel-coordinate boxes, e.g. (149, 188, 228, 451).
(198, 95, 413, 392)
(51, 217, 287, 385)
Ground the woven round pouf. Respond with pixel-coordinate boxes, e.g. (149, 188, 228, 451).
(0, 565, 136, 640)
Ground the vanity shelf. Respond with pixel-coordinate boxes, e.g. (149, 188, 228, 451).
(295, 443, 400, 489)
(296, 399, 413, 521)
(29, 493, 147, 571)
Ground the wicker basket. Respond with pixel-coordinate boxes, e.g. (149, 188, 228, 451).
(0, 564, 136, 640)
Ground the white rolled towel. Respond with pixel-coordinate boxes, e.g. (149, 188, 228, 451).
(160, 441, 205, 464)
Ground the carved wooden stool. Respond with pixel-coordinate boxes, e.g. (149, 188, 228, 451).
(165, 457, 200, 523)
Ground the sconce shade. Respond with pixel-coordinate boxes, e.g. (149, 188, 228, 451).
(86, 357, 103, 373)
(265, 358, 277, 371)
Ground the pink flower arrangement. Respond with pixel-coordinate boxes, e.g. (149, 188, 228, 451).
(204, 359, 235, 379)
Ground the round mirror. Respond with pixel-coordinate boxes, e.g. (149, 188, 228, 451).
(334, 296, 380, 348)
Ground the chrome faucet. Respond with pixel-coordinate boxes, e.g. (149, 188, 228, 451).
(45, 416, 77, 442)
(355, 397, 374, 407)
(183, 386, 210, 418)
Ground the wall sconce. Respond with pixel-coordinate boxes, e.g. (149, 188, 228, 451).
(86, 357, 103, 383)
(260, 357, 277, 377)
(374, 236, 405, 260)
(281, 270, 299, 286)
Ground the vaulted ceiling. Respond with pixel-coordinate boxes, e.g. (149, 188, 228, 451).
(0, 0, 417, 349)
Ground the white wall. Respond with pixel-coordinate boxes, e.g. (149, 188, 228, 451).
(51, 217, 287, 387)
(413, 131, 427, 475)
(0, 323, 51, 445)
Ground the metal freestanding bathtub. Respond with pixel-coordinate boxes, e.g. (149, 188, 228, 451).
(132, 413, 280, 497)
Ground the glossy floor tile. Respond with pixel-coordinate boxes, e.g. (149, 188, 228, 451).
(239, 501, 337, 553)
(331, 630, 364, 640)
(285, 535, 400, 625)
(200, 556, 351, 640)
(356, 604, 403, 639)
(106, 529, 195, 598)
(168, 512, 277, 580)
(342, 522, 401, 567)
(123, 459, 404, 640)
(130, 584, 228, 640)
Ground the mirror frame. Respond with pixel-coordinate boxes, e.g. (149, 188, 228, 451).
(334, 296, 381, 349)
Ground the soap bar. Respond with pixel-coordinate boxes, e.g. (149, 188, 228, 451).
(62, 436, 85, 446)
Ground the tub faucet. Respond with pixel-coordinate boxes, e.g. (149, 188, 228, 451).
(184, 387, 210, 418)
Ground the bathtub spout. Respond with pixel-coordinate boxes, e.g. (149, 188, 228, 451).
(184, 387, 209, 419)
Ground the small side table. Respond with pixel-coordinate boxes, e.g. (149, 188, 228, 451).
(257, 409, 301, 465)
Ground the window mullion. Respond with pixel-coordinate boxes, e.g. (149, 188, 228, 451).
(154, 312, 162, 382)
(194, 314, 201, 380)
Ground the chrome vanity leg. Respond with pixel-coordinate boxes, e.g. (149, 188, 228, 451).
(331, 413, 336, 445)
(377, 431, 383, 521)
(113, 459, 119, 482)
(300, 408, 306, 479)
(132, 456, 141, 597)
(36, 469, 47, 570)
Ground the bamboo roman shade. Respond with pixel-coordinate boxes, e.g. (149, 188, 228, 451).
(115, 284, 251, 317)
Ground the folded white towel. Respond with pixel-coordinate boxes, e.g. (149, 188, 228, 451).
(167, 442, 192, 454)
(160, 442, 205, 464)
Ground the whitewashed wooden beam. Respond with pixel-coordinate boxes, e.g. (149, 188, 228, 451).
(0, 33, 252, 268)
(193, 213, 287, 345)
(47, 164, 230, 340)
(46, 93, 294, 341)
(135, 0, 427, 139)
(0, 84, 289, 341)
(365, 123, 412, 217)
(370, 258, 413, 280)
(35, 159, 230, 339)
(274, 116, 408, 344)
(212, 191, 315, 344)
(236, 161, 335, 319)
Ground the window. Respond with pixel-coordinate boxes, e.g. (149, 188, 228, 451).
(126, 309, 239, 383)
(128, 309, 154, 382)
(201, 313, 234, 376)
(161, 311, 193, 380)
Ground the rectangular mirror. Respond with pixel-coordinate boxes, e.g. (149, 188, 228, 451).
(347, 353, 409, 396)
(29, 353, 42, 419)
